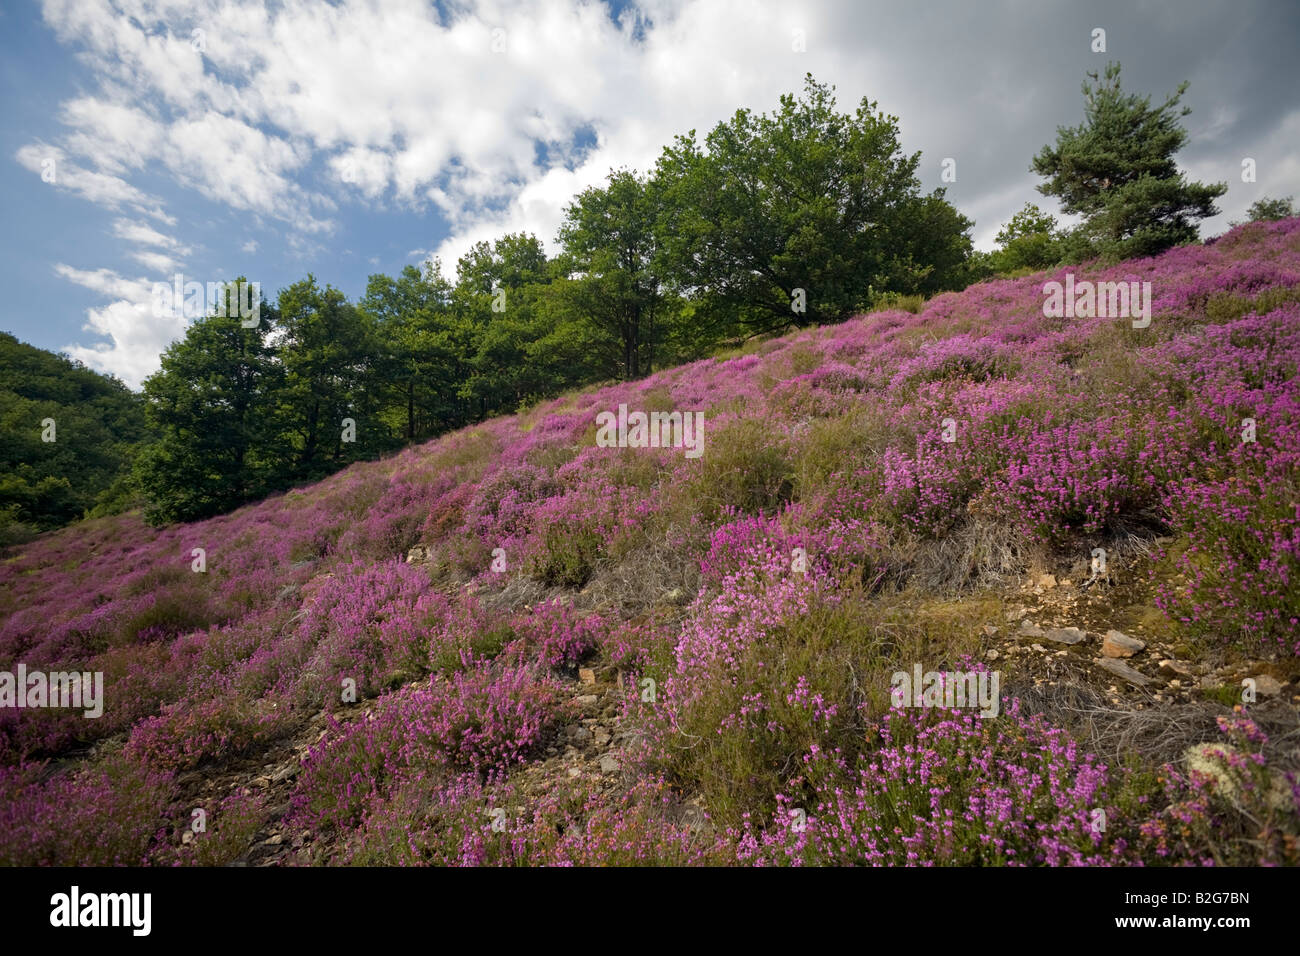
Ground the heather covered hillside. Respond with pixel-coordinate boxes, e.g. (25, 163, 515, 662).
(3, 219, 1300, 866)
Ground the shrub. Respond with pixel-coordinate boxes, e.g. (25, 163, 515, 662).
(527, 523, 603, 589)
(0, 751, 176, 865)
(174, 789, 269, 866)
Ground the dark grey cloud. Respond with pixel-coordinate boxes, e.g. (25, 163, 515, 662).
(779, 0, 1300, 245)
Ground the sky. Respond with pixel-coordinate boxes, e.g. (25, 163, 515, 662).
(2, 0, 1298, 389)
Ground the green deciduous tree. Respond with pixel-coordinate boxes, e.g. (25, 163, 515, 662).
(556, 170, 673, 379)
(654, 74, 973, 335)
(135, 281, 282, 524)
(276, 275, 393, 479)
(361, 262, 458, 442)
(1233, 196, 1295, 225)
(990, 202, 1065, 272)
(453, 234, 561, 414)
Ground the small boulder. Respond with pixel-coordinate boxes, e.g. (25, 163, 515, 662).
(1042, 626, 1087, 645)
(1102, 630, 1145, 658)
(1251, 674, 1284, 698)
(1096, 657, 1151, 687)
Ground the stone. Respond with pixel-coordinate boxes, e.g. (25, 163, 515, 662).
(985, 649, 999, 661)
(599, 755, 620, 774)
(1251, 674, 1284, 697)
(574, 695, 598, 707)
(1096, 657, 1151, 687)
(1042, 626, 1087, 645)
(1102, 630, 1145, 658)
(1158, 659, 1195, 678)
(578, 668, 596, 686)
(570, 726, 592, 746)
(405, 545, 428, 564)
(1038, 573, 1058, 589)
(1005, 608, 1028, 622)
(594, 727, 611, 747)
(1018, 620, 1044, 638)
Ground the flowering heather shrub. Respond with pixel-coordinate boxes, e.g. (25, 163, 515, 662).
(601, 612, 678, 674)
(502, 601, 604, 671)
(700, 508, 890, 592)
(979, 412, 1167, 541)
(1135, 710, 1300, 866)
(126, 692, 295, 772)
(291, 665, 568, 834)
(338, 770, 730, 866)
(0, 752, 176, 865)
(332, 769, 507, 865)
(290, 559, 436, 705)
(891, 333, 1019, 388)
(735, 699, 1122, 866)
(173, 789, 269, 867)
(334, 478, 446, 560)
(650, 538, 885, 824)
(289, 708, 406, 834)
(406, 665, 569, 774)
(1141, 308, 1300, 652)
(465, 462, 558, 540)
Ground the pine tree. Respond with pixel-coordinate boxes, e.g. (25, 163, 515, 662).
(1032, 62, 1226, 261)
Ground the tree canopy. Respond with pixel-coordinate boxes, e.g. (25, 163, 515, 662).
(1032, 62, 1226, 260)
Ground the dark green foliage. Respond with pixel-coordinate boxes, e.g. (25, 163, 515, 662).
(1234, 196, 1295, 225)
(0, 331, 145, 538)
(653, 74, 974, 335)
(991, 203, 1065, 272)
(555, 170, 673, 379)
(529, 525, 602, 588)
(134, 281, 288, 524)
(1032, 62, 1227, 261)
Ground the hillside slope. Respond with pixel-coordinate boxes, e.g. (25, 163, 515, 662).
(3, 219, 1299, 866)
(0, 332, 145, 539)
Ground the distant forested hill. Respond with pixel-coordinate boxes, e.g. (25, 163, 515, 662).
(0, 331, 145, 542)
